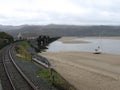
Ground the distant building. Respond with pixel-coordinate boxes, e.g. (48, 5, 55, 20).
(17, 32, 39, 40)
(17, 33, 23, 40)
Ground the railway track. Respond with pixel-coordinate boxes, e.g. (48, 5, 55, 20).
(0, 46, 13, 90)
(0, 45, 38, 90)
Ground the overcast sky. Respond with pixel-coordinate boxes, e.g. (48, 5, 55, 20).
(0, 0, 120, 25)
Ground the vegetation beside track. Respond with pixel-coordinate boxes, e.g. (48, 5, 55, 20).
(15, 41, 31, 61)
(37, 68, 76, 90)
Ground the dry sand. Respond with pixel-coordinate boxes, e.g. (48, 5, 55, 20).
(40, 51, 120, 90)
(40, 37, 120, 90)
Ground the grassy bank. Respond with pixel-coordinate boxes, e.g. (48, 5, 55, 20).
(15, 41, 31, 61)
(37, 68, 76, 90)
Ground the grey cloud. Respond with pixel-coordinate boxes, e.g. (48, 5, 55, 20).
(1, 0, 120, 25)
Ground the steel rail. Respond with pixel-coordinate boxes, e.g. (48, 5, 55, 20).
(9, 46, 38, 90)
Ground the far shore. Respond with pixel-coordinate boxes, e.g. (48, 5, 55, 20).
(58, 36, 120, 44)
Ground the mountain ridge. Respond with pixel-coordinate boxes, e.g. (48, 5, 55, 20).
(0, 24, 120, 37)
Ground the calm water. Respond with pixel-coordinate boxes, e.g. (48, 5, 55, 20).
(46, 38, 120, 55)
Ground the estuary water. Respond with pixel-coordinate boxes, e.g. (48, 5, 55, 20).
(46, 38, 120, 55)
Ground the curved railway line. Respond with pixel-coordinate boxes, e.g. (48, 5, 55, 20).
(0, 45, 38, 90)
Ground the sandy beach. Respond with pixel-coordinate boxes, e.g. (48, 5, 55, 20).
(40, 37, 120, 90)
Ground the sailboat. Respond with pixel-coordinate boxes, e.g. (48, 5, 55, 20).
(93, 33, 102, 54)
(93, 46, 102, 54)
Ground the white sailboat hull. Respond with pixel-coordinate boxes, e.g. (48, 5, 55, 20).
(93, 49, 102, 54)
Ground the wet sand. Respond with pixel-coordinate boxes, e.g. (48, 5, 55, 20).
(40, 37, 120, 90)
(58, 37, 90, 44)
(58, 36, 120, 44)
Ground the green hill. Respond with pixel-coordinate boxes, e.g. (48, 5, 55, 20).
(0, 32, 13, 41)
(0, 32, 13, 49)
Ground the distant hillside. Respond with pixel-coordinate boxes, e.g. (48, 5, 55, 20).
(0, 25, 26, 31)
(1, 25, 120, 37)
